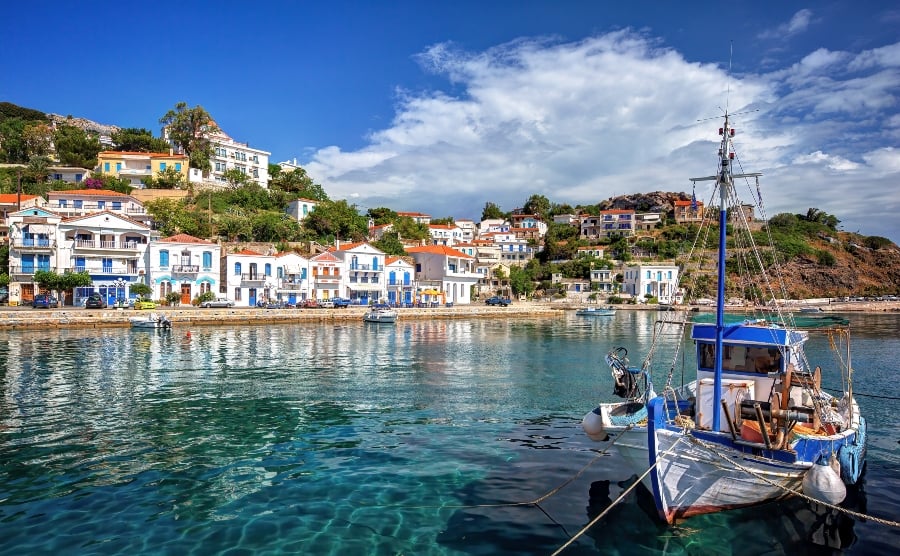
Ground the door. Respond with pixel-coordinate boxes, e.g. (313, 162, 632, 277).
(249, 288, 257, 307)
(180, 283, 191, 305)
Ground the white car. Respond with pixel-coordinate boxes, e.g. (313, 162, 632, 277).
(200, 297, 235, 308)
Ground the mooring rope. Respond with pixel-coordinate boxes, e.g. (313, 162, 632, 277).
(686, 434, 900, 528)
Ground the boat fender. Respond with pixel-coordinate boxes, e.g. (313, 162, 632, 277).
(582, 407, 609, 441)
(802, 456, 846, 505)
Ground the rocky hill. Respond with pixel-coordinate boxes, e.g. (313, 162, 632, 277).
(598, 191, 690, 213)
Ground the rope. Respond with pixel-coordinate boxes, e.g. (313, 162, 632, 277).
(686, 434, 900, 528)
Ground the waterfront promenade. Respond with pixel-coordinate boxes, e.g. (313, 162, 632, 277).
(1, 299, 898, 330)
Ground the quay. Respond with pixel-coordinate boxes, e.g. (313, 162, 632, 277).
(1, 300, 896, 330)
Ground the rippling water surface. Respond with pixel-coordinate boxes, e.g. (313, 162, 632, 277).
(1, 311, 897, 555)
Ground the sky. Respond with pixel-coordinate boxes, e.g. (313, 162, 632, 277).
(3, 1, 899, 241)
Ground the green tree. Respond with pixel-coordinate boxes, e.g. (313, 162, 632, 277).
(111, 127, 171, 152)
(393, 216, 429, 240)
(0, 118, 28, 163)
(302, 200, 369, 242)
(23, 155, 52, 185)
(372, 231, 407, 256)
(509, 266, 535, 297)
(143, 166, 187, 189)
(130, 282, 153, 298)
(53, 125, 102, 168)
(481, 201, 504, 220)
(159, 102, 218, 171)
(523, 193, 551, 221)
(863, 236, 893, 250)
(366, 207, 398, 225)
(22, 122, 54, 157)
(269, 166, 329, 201)
(431, 216, 454, 226)
(222, 168, 253, 189)
(250, 212, 303, 242)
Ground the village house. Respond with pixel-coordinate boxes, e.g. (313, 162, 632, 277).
(621, 263, 680, 304)
(147, 233, 220, 305)
(222, 249, 277, 307)
(407, 245, 480, 305)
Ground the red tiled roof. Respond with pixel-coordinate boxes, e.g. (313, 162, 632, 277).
(674, 200, 703, 207)
(160, 233, 214, 244)
(0, 194, 38, 204)
(232, 249, 263, 256)
(61, 210, 149, 228)
(407, 245, 472, 258)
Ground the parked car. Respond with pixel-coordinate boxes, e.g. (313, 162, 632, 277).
(484, 296, 511, 307)
(133, 299, 157, 310)
(301, 299, 320, 308)
(200, 297, 235, 308)
(318, 300, 335, 308)
(32, 294, 59, 309)
(331, 297, 352, 308)
(85, 293, 107, 309)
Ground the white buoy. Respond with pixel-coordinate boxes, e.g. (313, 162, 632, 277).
(802, 456, 846, 505)
(582, 407, 608, 441)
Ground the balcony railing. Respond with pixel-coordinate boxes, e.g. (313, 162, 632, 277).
(73, 239, 142, 250)
(71, 266, 139, 275)
(171, 265, 199, 273)
(240, 273, 268, 284)
(349, 264, 381, 271)
(278, 283, 305, 290)
(11, 239, 55, 249)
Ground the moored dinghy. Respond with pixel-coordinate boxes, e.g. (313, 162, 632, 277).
(582, 110, 867, 524)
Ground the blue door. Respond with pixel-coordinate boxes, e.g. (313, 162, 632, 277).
(249, 288, 257, 307)
(388, 291, 396, 304)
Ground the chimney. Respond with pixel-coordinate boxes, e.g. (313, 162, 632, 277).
(169, 147, 173, 156)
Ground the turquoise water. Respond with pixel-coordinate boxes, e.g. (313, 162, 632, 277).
(0, 312, 897, 555)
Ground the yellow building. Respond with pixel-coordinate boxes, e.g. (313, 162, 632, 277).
(96, 150, 190, 187)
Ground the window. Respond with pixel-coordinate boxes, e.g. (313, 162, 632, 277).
(54, 173, 62, 180)
(646, 270, 651, 279)
(74, 200, 82, 209)
(75, 257, 85, 272)
(264, 263, 271, 276)
(234, 287, 242, 301)
(104, 162, 110, 172)
(112, 201, 121, 210)
(301, 268, 307, 280)
(234, 262, 242, 276)
(59, 200, 67, 208)
(37, 254, 50, 270)
(277, 267, 283, 279)
(102, 258, 113, 273)
(202, 251, 212, 269)
(116, 163, 121, 172)
(159, 162, 167, 171)
(175, 163, 181, 171)
(160, 250, 169, 268)
(97, 201, 105, 209)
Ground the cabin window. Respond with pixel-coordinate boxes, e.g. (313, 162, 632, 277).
(699, 343, 782, 374)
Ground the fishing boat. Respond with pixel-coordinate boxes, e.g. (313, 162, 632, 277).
(582, 112, 866, 524)
(363, 304, 398, 324)
(130, 313, 172, 330)
(575, 306, 617, 317)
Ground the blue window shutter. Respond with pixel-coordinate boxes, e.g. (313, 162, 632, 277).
(160, 251, 169, 267)
(160, 162, 166, 171)
(104, 162, 110, 172)
(116, 163, 121, 172)
(175, 163, 181, 171)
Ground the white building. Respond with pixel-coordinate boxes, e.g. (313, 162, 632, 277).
(308, 250, 343, 301)
(286, 198, 318, 222)
(331, 242, 387, 305)
(208, 126, 270, 188)
(222, 249, 278, 306)
(59, 211, 153, 306)
(385, 256, 415, 306)
(148, 234, 221, 305)
(273, 251, 310, 305)
(428, 224, 465, 247)
(407, 245, 480, 305)
(622, 263, 680, 304)
(6, 206, 64, 305)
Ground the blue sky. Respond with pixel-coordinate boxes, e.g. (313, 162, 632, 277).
(3, 1, 899, 241)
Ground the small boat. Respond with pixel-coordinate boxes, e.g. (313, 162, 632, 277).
(130, 313, 172, 329)
(363, 304, 398, 323)
(581, 110, 867, 525)
(575, 306, 617, 316)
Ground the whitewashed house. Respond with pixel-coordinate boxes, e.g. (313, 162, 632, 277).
(428, 223, 464, 247)
(6, 206, 64, 305)
(331, 242, 387, 305)
(622, 263, 680, 304)
(273, 251, 310, 305)
(286, 198, 318, 222)
(223, 249, 277, 306)
(309, 250, 343, 301)
(407, 245, 480, 305)
(59, 211, 154, 306)
(148, 234, 221, 305)
(384, 256, 416, 306)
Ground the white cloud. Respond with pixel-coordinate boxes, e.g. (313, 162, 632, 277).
(758, 9, 815, 40)
(301, 31, 900, 242)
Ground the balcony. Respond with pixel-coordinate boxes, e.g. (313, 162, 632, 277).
(72, 266, 140, 277)
(240, 273, 268, 286)
(279, 282, 305, 291)
(8, 266, 47, 280)
(72, 239, 144, 252)
(314, 276, 341, 286)
(11, 239, 55, 250)
(171, 265, 199, 274)
(348, 264, 382, 271)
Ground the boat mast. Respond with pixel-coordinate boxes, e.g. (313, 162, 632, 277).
(690, 114, 761, 433)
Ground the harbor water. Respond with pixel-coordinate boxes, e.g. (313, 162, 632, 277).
(1, 311, 897, 555)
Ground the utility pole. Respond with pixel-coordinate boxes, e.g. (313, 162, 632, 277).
(17, 169, 22, 210)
